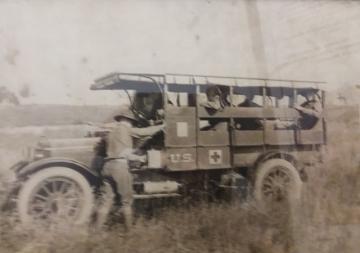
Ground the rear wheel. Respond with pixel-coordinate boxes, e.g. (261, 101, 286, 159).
(254, 159, 302, 208)
(17, 167, 94, 226)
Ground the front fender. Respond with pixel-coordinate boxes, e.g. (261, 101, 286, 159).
(10, 160, 30, 174)
(2, 158, 101, 212)
(255, 151, 297, 168)
(15, 157, 100, 185)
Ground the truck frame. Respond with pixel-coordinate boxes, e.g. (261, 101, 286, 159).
(7, 72, 326, 225)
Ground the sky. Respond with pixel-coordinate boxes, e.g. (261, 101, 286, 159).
(1, 0, 360, 105)
(258, 1, 360, 86)
(257, 0, 360, 103)
(0, 0, 253, 104)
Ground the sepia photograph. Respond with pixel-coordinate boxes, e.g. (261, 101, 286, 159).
(0, 0, 359, 252)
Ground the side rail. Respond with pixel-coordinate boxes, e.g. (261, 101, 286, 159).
(198, 107, 298, 119)
(198, 107, 324, 146)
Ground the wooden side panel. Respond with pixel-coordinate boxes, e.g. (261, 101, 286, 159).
(198, 107, 298, 119)
(232, 130, 264, 146)
(233, 152, 261, 167)
(197, 147, 230, 169)
(165, 148, 197, 171)
(198, 123, 229, 146)
(165, 106, 196, 147)
(265, 130, 295, 145)
(263, 108, 299, 119)
(296, 116, 324, 145)
(296, 130, 324, 145)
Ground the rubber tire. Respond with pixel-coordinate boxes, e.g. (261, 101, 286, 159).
(17, 167, 94, 226)
(254, 159, 302, 206)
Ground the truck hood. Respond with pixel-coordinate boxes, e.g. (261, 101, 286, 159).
(34, 137, 102, 167)
(38, 137, 101, 149)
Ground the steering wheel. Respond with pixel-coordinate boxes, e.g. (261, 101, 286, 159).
(129, 107, 148, 126)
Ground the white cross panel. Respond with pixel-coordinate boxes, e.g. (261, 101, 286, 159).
(176, 122, 188, 137)
(209, 150, 222, 165)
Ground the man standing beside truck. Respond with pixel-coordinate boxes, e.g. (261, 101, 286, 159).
(102, 109, 164, 230)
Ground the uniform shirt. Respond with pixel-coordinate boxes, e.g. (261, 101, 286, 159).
(200, 98, 222, 111)
(298, 99, 322, 129)
(238, 98, 260, 108)
(106, 121, 164, 159)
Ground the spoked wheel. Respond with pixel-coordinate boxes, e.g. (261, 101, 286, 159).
(254, 159, 302, 209)
(17, 167, 94, 226)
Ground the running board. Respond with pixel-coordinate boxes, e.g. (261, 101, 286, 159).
(134, 193, 181, 199)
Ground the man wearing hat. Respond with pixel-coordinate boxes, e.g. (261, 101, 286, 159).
(200, 85, 230, 112)
(102, 108, 164, 229)
(271, 90, 322, 130)
(294, 90, 322, 129)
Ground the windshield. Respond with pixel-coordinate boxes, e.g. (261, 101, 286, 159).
(131, 92, 163, 122)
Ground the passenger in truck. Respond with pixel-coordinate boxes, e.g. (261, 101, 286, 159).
(295, 91, 322, 129)
(200, 85, 229, 113)
(237, 93, 260, 108)
(236, 93, 262, 130)
(200, 85, 230, 130)
(271, 90, 322, 130)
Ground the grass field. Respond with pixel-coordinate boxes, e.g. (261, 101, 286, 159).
(0, 105, 359, 253)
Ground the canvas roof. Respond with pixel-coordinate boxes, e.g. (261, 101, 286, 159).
(91, 72, 325, 92)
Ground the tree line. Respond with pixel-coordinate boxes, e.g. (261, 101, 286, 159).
(0, 86, 19, 105)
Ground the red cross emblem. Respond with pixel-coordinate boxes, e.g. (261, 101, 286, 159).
(209, 150, 222, 165)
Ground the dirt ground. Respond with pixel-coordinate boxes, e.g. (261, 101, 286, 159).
(0, 106, 360, 253)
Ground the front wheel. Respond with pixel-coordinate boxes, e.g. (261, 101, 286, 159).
(17, 167, 95, 226)
(254, 159, 302, 208)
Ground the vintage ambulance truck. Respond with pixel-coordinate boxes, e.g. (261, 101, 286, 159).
(6, 72, 326, 225)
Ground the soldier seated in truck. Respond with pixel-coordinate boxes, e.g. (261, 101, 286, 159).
(200, 85, 230, 130)
(295, 90, 322, 129)
(200, 85, 229, 112)
(272, 89, 322, 130)
(132, 92, 164, 126)
(238, 92, 260, 108)
(236, 92, 263, 130)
